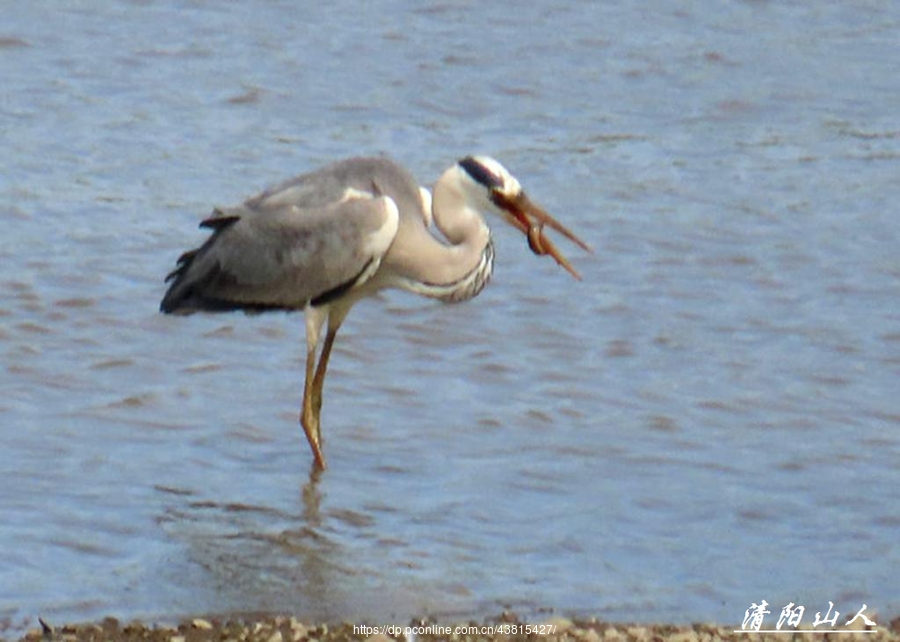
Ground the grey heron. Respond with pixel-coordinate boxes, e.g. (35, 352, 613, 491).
(161, 156, 590, 469)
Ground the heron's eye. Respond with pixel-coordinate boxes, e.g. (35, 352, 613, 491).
(458, 156, 504, 190)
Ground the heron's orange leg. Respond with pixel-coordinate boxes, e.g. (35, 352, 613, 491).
(300, 306, 350, 470)
(300, 308, 328, 469)
(310, 326, 339, 441)
(300, 342, 327, 470)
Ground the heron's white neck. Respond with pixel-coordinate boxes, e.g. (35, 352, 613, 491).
(431, 165, 492, 246)
(383, 166, 494, 302)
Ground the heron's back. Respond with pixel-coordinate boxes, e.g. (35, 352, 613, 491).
(160, 158, 416, 315)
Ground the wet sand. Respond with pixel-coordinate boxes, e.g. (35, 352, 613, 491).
(10, 613, 897, 642)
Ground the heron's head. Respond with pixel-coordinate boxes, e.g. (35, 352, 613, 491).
(456, 155, 592, 279)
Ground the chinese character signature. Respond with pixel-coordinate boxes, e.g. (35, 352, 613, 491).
(740, 601, 876, 632)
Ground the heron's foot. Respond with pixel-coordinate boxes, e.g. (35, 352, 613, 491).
(300, 408, 327, 470)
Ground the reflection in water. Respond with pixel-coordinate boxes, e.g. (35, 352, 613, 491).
(156, 465, 438, 624)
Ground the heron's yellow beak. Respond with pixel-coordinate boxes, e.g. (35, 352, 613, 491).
(492, 191, 592, 280)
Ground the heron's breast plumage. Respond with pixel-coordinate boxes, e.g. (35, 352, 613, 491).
(398, 236, 494, 304)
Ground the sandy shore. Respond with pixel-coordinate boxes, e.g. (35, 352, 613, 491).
(9, 614, 897, 642)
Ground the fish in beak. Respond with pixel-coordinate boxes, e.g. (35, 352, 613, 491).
(492, 191, 592, 280)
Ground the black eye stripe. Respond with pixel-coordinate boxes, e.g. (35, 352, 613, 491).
(458, 156, 504, 189)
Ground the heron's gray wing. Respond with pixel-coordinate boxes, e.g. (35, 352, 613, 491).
(160, 194, 399, 314)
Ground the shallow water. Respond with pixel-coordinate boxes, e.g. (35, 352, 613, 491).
(2, 0, 899, 635)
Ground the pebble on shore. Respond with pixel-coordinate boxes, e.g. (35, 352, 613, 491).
(10, 613, 898, 642)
